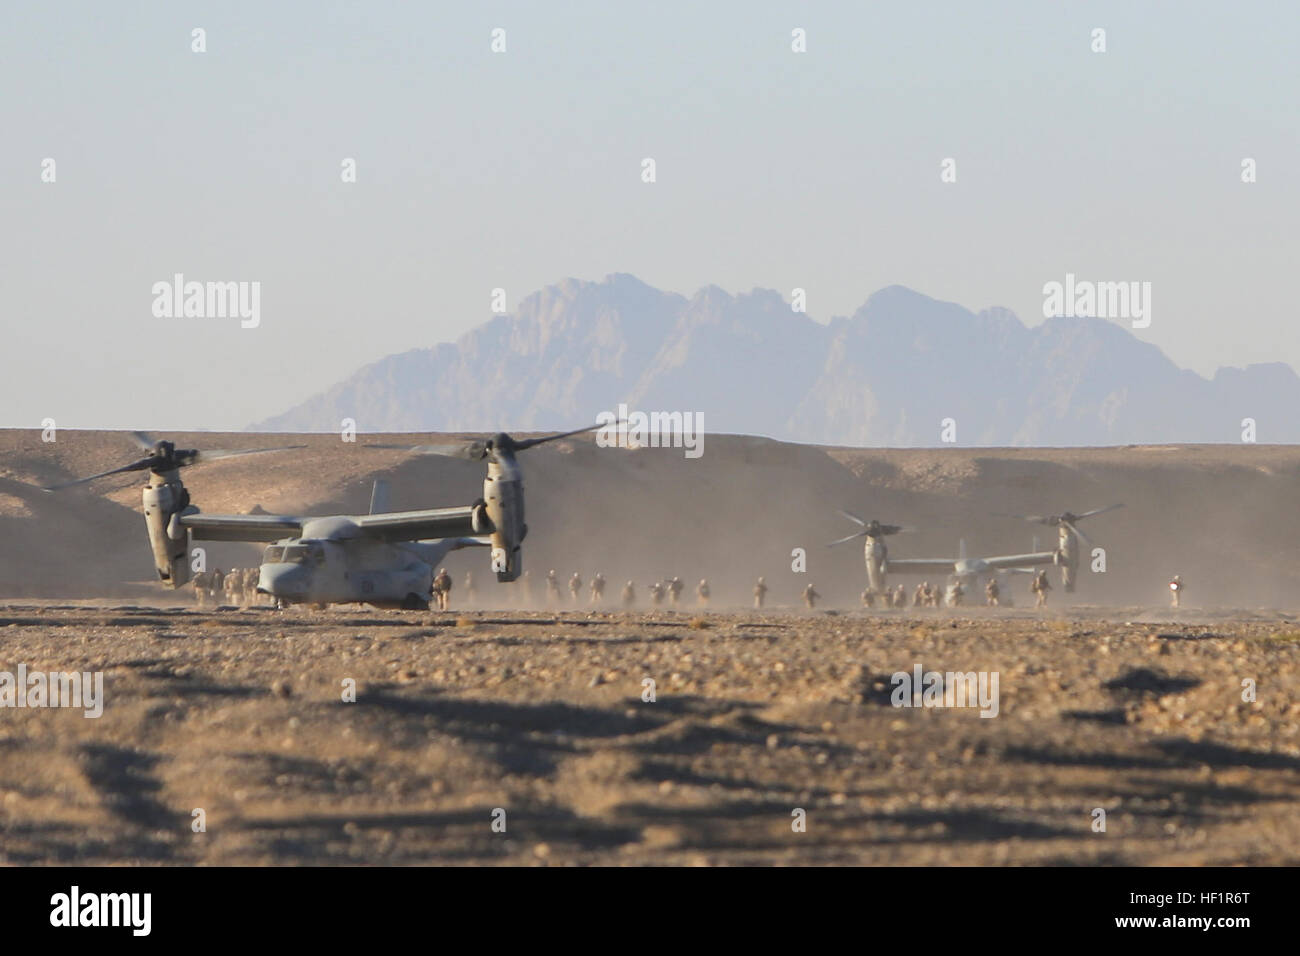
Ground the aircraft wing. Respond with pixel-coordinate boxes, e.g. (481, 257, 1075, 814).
(354, 506, 481, 542)
(885, 558, 959, 575)
(181, 513, 305, 542)
(982, 551, 1057, 570)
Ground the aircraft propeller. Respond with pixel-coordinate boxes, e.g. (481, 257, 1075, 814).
(369, 424, 606, 463)
(42, 432, 305, 491)
(827, 510, 915, 547)
(992, 504, 1124, 545)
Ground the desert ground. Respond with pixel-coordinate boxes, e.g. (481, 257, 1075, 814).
(1, 601, 1298, 866)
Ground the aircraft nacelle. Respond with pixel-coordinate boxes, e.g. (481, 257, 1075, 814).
(484, 455, 526, 582)
(864, 536, 888, 594)
(142, 471, 194, 588)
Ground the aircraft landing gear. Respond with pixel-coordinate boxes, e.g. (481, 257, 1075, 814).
(401, 593, 430, 611)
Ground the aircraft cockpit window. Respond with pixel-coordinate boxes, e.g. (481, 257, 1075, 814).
(279, 544, 326, 566)
(264, 546, 285, 563)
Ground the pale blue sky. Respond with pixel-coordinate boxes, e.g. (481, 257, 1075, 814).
(2, 1, 1296, 430)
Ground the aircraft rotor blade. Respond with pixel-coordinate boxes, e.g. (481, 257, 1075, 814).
(826, 531, 867, 547)
(371, 423, 608, 462)
(992, 512, 1051, 524)
(510, 424, 604, 452)
(42, 457, 154, 491)
(1074, 503, 1124, 521)
(367, 441, 489, 461)
(181, 445, 306, 466)
(128, 431, 158, 452)
(837, 509, 867, 527)
(44, 442, 304, 491)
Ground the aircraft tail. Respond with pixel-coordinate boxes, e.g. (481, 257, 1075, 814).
(369, 479, 391, 514)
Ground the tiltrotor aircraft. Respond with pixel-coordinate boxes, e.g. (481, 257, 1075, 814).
(829, 504, 1123, 595)
(991, 505, 1124, 591)
(45, 427, 594, 609)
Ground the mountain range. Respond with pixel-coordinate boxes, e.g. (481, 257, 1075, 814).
(254, 274, 1300, 446)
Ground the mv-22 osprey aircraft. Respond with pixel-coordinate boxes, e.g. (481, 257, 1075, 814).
(45, 427, 596, 609)
(829, 505, 1124, 596)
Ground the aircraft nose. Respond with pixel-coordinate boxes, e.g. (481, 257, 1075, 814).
(258, 564, 309, 597)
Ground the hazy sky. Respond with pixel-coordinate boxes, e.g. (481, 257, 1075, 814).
(2, 1, 1297, 431)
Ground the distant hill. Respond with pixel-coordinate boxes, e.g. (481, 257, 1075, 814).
(254, 274, 1300, 446)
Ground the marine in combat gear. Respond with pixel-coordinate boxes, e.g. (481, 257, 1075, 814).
(621, 580, 636, 607)
(753, 577, 767, 609)
(192, 570, 211, 607)
(667, 576, 684, 605)
(590, 573, 606, 604)
(985, 578, 1000, 607)
(432, 567, 453, 611)
(696, 578, 710, 606)
(803, 583, 820, 609)
(1169, 574, 1183, 608)
(225, 568, 243, 606)
(569, 572, 583, 603)
(1031, 570, 1051, 608)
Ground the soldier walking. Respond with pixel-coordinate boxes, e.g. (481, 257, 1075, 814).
(590, 573, 606, 604)
(569, 572, 583, 604)
(432, 567, 453, 611)
(668, 576, 684, 605)
(803, 583, 820, 609)
(696, 578, 710, 606)
(753, 577, 768, 609)
(1169, 575, 1183, 608)
(193, 570, 210, 607)
(223, 567, 241, 606)
(621, 580, 636, 607)
(985, 578, 1000, 607)
(1031, 570, 1050, 608)
(546, 569, 561, 605)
